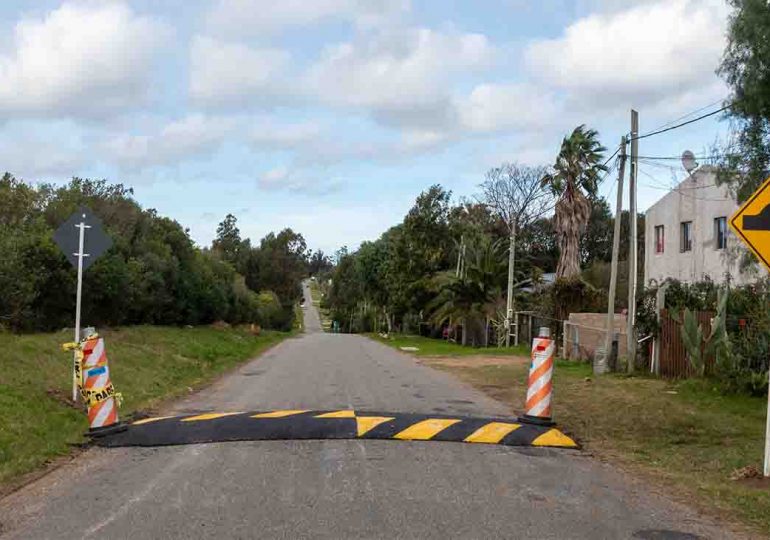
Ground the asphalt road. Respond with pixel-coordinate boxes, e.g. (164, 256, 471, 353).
(0, 281, 740, 539)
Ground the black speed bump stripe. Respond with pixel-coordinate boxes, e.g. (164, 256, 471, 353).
(96, 409, 578, 449)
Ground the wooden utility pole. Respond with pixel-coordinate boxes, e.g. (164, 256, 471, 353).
(627, 110, 639, 373)
(456, 235, 464, 277)
(600, 137, 627, 375)
(505, 219, 516, 347)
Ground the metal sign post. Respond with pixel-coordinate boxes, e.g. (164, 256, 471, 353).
(53, 206, 112, 403)
(762, 350, 770, 473)
(728, 174, 770, 476)
(72, 217, 91, 401)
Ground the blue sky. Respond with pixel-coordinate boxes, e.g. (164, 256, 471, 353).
(0, 0, 731, 254)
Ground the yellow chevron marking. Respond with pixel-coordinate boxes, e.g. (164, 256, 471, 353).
(531, 428, 578, 448)
(356, 416, 395, 436)
(315, 410, 356, 418)
(464, 422, 521, 444)
(181, 412, 242, 422)
(251, 409, 309, 418)
(132, 415, 175, 426)
(394, 418, 460, 440)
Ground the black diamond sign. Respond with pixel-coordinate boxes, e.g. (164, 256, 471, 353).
(53, 206, 112, 271)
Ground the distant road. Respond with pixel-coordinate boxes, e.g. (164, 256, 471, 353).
(302, 280, 322, 333)
(0, 284, 737, 539)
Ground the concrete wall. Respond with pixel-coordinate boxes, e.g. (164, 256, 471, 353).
(565, 313, 627, 360)
(644, 166, 758, 286)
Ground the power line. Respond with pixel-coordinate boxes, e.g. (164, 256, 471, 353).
(630, 104, 731, 142)
(637, 158, 685, 173)
(646, 98, 726, 133)
(638, 169, 727, 202)
(601, 145, 621, 167)
(636, 153, 738, 161)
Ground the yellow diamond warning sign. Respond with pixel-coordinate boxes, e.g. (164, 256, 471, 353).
(730, 175, 770, 273)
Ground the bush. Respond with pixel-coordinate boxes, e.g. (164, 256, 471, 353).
(0, 174, 305, 332)
(640, 278, 770, 395)
(549, 277, 607, 320)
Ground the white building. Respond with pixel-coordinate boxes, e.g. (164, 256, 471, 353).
(644, 166, 756, 286)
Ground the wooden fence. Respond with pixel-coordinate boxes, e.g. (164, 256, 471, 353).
(659, 309, 715, 377)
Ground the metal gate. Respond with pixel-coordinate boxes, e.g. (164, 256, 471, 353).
(659, 309, 714, 377)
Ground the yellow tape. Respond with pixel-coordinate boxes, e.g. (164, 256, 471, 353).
(82, 383, 116, 407)
(61, 333, 101, 351)
(64, 334, 119, 409)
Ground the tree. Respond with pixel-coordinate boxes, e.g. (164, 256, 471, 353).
(580, 197, 612, 267)
(249, 228, 308, 307)
(212, 214, 244, 266)
(716, 0, 770, 237)
(542, 125, 608, 279)
(479, 163, 552, 233)
(308, 250, 333, 276)
(479, 163, 553, 343)
(427, 236, 507, 345)
(383, 186, 453, 327)
(518, 217, 558, 274)
(0, 175, 306, 332)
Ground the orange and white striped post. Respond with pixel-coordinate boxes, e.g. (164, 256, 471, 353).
(79, 334, 125, 436)
(520, 327, 556, 426)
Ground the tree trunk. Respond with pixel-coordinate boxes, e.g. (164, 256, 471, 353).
(554, 186, 591, 279)
(556, 229, 582, 278)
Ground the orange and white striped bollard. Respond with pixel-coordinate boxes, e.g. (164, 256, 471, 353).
(520, 327, 556, 426)
(80, 334, 125, 436)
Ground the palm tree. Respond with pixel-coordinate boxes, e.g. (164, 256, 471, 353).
(427, 236, 507, 345)
(542, 125, 607, 279)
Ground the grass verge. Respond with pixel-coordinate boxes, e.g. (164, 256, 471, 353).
(0, 325, 290, 487)
(368, 333, 531, 357)
(417, 354, 770, 535)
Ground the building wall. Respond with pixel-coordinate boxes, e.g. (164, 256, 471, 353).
(644, 166, 755, 286)
(565, 313, 627, 361)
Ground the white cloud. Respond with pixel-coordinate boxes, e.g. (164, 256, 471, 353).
(258, 165, 343, 193)
(190, 36, 290, 107)
(0, 2, 169, 117)
(304, 27, 494, 124)
(103, 114, 236, 170)
(400, 129, 452, 150)
(457, 83, 560, 133)
(189, 25, 498, 133)
(525, 0, 728, 108)
(0, 124, 86, 178)
(205, 0, 410, 37)
(248, 121, 322, 149)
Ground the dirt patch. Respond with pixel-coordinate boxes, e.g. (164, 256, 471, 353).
(730, 466, 770, 490)
(45, 388, 79, 410)
(418, 354, 530, 368)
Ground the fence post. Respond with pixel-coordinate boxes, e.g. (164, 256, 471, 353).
(562, 319, 568, 359)
(573, 325, 580, 359)
(513, 312, 519, 346)
(652, 283, 668, 375)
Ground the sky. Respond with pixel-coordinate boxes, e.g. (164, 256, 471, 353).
(0, 0, 733, 254)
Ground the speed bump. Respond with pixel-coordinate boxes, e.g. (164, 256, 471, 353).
(95, 409, 578, 449)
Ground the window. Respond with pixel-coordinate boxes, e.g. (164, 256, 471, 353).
(680, 221, 692, 252)
(654, 225, 664, 254)
(715, 216, 727, 250)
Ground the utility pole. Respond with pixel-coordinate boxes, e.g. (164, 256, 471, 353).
(505, 218, 516, 347)
(600, 137, 627, 375)
(627, 109, 639, 374)
(456, 235, 464, 277)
